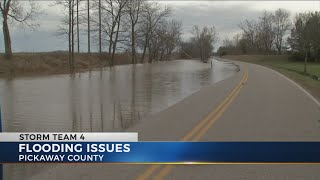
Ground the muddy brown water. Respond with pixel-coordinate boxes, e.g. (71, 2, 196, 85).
(0, 60, 238, 133)
(0, 59, 238, 180)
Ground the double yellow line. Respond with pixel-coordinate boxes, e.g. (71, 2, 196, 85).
(137, 70, 249, 180)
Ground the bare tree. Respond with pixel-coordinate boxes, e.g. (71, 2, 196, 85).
(192, 25, 217, 62)
(147, 19, 182, 62)
(273, 8, 291, 54)
(301, 12, 320, 72)
(0, 0, 42, 59)
(139, 2, 171, 63)
(127, 0, 144, 64)
(258, 11, 275, 54)
(222, 9, 292, 56)
(55, 0, 76, 68)
(95, 0, 128, 66)
(218, 33, 251, 56)
(161, 20, 182, 61)
(110, 0, 128, 66)
(222, 37, 234, 48)
(191, 25, 202, 59)
(288, 13, 312, 73)
(239, 11, 276, 54)
(239, 19, 258, 51)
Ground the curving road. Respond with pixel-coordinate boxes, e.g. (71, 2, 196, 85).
(7, 58, 320, 180)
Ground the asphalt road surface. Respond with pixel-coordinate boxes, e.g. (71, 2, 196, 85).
(7, 58, 320, 180)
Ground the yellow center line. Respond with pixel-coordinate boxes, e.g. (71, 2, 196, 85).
(193, 72, 248, 141)
(153, 72, 248, 179)
(181, 72, 247, 141)
(136, 71, 249, 180)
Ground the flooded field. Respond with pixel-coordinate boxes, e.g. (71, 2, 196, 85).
(0, 59, 238, 133)
(0, 59, 238, 180)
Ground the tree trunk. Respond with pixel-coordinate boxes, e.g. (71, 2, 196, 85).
(3, 16, 12, 59)
(71, 0, 75, 68)
(148, 45, 152, 63)
(87, 0, 90, 53)
(278, 38, 282, 55)
(276, 43, 281, 55)
(277, 47, 282, 55)
(159, 49, 165, 61)
(199, 44, 203, 60)
(131, 25, 135, 64)
(108, 36, 112, 57)
(98, 0, 102, 55)
(76, 0, 80, 52)
(68, 0, 72, 66)
(304, 50, 308, 74)
(167, 48, 173, 61)
(111, 18, 121, 66)
(108, 31, 114, 65)
(141, 34, 149, 63)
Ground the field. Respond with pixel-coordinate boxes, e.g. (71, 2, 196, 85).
(0, 52, 181, 78)
(224, 55, 320, 101)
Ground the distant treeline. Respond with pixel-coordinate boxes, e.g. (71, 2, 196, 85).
(0, 0, 184, 67)
(0, 0, 220, 67)
(217, 9, 320, 63)
(56, 0, 216, 66)
(56, 0, 184, 68)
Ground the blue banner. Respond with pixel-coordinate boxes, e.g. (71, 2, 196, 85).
(0, 142, 320, 163)
(0, 107, 2, 180)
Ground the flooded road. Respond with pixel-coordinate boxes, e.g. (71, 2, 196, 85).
(0, 60, 238, 133)
(0, 59, 238, 180)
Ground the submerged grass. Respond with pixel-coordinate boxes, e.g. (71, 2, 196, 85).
(0, 52, 179, 77)
(0, 52, 121, 77)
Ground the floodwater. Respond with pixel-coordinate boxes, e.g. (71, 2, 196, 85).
(0, 59, 238, 133)
(0, 59, 238, 180)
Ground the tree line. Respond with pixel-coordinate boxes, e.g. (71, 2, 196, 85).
(0, 0, 222, 67)
(218, 8, 320, 68)
(0, 0, 185, 67)
(54, 0, 184, 68)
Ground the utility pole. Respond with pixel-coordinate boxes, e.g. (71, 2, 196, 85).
(99, 0, 102, 55)
(87, 0, 90, 53)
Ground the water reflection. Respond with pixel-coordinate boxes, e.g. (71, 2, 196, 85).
(0, 60, 238, 180)
(0, 60, 237, 133)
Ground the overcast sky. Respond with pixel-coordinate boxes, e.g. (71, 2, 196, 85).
(3, 1, 320, 52)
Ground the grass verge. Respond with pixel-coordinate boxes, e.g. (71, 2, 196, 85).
(0, 52, 180, 78)
(224, 55, 320, 102)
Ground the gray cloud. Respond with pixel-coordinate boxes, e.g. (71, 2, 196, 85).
(0, 1, 318, 52)
(169, 2, 261, 47)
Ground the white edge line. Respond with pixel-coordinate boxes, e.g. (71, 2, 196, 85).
(219, 57, 320, 108)
(256, 64, 320, 107)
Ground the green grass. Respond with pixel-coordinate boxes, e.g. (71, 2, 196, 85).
(224, 55, 320, 101)
(281, 63, 320, 77)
